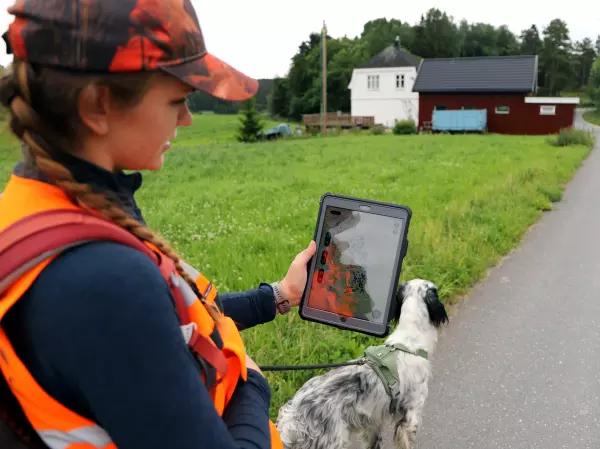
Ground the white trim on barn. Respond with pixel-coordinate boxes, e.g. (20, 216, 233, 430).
(524, 97, 581, 104)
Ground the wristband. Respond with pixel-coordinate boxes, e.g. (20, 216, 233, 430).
(270, 281, 291, 315)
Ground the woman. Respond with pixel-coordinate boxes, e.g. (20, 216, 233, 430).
(0, 1, 316, 448)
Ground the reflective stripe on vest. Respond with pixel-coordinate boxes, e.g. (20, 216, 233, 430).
(38, 425, 112, 449)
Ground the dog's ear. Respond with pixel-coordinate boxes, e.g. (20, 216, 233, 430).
(425, 286, 449, 328)
(392, 282, 407, 322)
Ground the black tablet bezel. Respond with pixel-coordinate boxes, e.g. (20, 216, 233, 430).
(299, 193, 412, 338)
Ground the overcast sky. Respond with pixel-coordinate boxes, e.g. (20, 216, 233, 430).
(0, 0, 597, 79)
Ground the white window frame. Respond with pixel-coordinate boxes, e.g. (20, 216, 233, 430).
(495, 105, 509, 115)
(367, 75, 380, 91)
(396, 74, 405, 89)
(539, 105, 556, 115)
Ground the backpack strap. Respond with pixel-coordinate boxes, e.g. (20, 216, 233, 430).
(0, 208, 227, 384)
(0, 209, 158, 296)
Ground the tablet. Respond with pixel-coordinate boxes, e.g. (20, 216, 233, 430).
(299, 193, 412, 337)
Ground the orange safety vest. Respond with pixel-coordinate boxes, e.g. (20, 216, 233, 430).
(0, 174, 283, 449)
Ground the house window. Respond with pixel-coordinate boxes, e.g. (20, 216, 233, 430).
(396, 74, 405, 89)
(495, 105, 509, 114)
(367, 75, 379, 91)
(462, 105, 476, 110)
(434, 105, 447, 110)
(540, 105, 556, 115)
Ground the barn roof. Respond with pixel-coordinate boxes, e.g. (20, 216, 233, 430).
(358, 39, 421, 69)
(412, 55, 538, 93)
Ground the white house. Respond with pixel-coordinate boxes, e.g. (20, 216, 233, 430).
(348, 37, 421, 127)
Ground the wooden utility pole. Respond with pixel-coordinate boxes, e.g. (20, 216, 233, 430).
(321, 20, 327, 136)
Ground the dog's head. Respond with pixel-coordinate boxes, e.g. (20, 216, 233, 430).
(393, 279, 449, 328)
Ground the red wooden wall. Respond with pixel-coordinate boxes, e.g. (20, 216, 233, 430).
(418, 93, 576, 135)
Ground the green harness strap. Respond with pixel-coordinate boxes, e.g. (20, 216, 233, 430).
(363, 343, 428, 396)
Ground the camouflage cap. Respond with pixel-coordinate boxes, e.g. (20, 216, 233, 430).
(2, 0, 258, 102)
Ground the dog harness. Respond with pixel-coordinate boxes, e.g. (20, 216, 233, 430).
(363, 343, 429, 396)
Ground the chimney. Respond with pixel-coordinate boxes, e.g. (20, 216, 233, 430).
(394, 36, 400, 50)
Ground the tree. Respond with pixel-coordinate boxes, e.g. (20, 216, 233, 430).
(319, 36, 369, 114)
(588, 57, 600, 109)
(518, 25, 545, 89)
(540, 19, 572, 95)
(411, 8, 460, 58)
(360, 18, 414, 58)
(519, 25, 544, 55)
(237, 98, 264, 143)
(496, 26, 519, 55)
(459, 22, 507, 57)
(268, 76, 291, 118)
(571, 38, 597, 90)
(286, 32, 324, 120)
(460, 22, 494, 56)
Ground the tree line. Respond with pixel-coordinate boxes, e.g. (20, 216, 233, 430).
(2, 11, 599, 120)
(264, 10, 600, 121)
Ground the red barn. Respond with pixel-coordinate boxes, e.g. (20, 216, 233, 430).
(412, 55, 580, 135)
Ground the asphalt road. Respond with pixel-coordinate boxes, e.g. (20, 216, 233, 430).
(415, 111, 600, 449)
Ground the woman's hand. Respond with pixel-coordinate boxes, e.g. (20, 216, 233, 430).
(279, 240, 317, 308)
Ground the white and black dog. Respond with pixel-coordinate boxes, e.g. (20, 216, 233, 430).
(276, 279, 449, 449)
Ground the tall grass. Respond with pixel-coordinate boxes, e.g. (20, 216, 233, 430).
(548, 127, 596, 148)
(139, 133, 590, 416)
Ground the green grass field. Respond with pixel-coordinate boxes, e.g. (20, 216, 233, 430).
(583, 109, 600, 126)
(0, 113, 593, 419)
(175, 112, 288, 145)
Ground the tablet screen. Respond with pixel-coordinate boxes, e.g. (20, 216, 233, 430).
(306, 206, 404, 324)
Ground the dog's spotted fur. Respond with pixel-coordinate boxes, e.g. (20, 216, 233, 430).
(276, 279, 449, 449)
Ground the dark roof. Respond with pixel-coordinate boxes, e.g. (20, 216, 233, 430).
(412, 55, 538, 93)
(359, 44, 421, 69)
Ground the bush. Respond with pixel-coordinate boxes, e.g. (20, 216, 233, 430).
(371, 124, 386, 135)
(393, 120, 417, 135)
(549, 127, 596, 149)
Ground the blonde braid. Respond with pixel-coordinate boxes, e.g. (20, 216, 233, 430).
(3, 61, 223, 323)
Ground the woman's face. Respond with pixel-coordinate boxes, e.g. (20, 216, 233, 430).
(82, 75, 194, 172)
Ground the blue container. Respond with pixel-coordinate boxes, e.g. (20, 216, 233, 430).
(432, 109, 487, 132)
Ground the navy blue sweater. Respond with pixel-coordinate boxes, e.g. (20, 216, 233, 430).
(2, 155, 278, 449)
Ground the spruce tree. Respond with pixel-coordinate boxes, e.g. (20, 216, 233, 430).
(237, 98, 264, 143)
